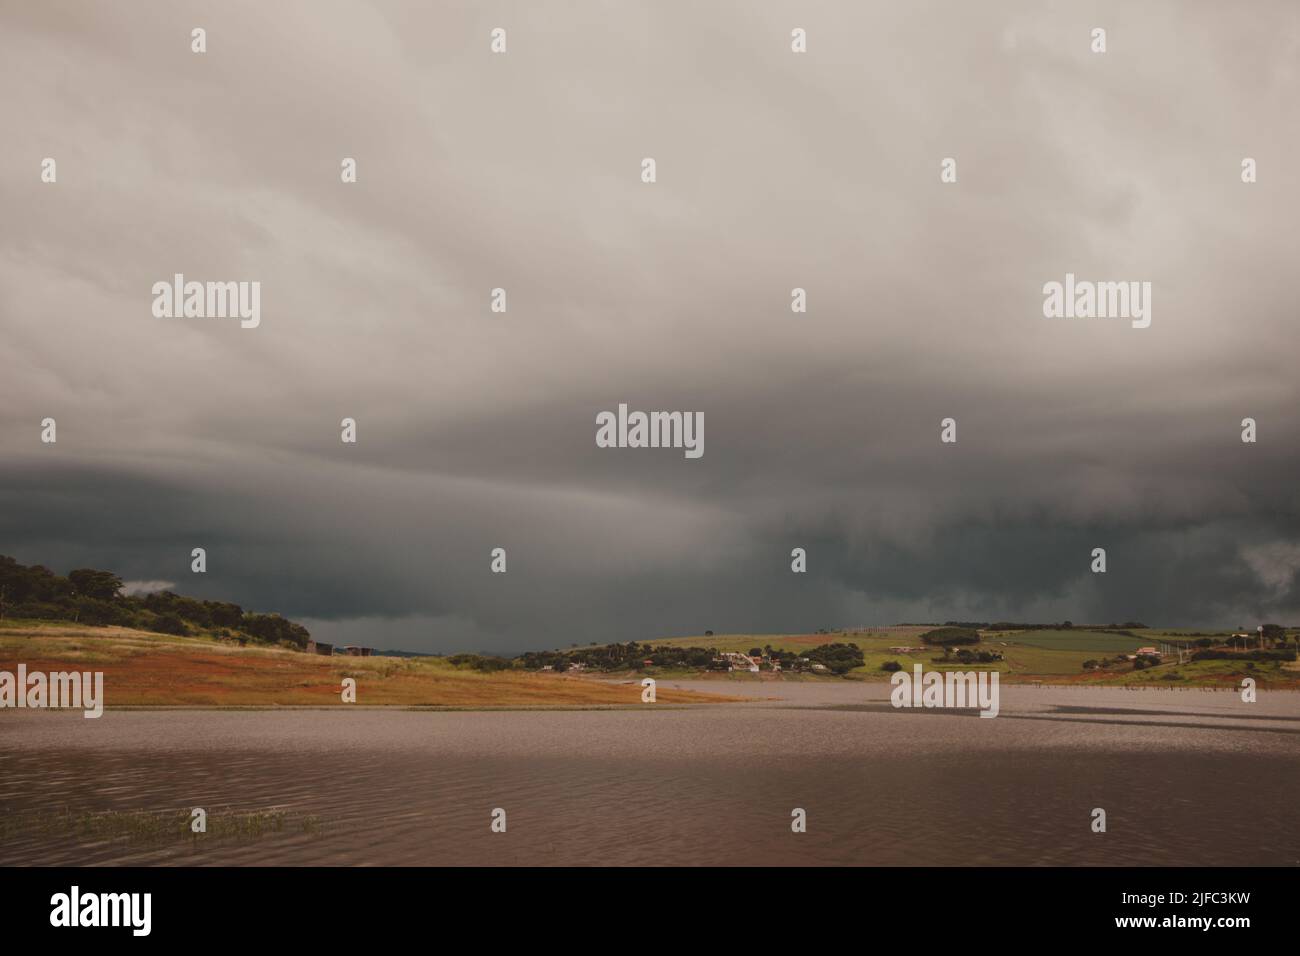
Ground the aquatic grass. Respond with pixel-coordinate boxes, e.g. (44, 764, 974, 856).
(0, 806, 328, 846)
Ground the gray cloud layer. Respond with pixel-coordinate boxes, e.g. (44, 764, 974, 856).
(2, 2, 1298, 652)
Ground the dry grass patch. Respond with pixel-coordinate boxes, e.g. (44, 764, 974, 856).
(0, 624, 742, 707)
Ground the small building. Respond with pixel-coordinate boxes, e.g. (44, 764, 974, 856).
(341, 645, 373, 657)
(1135, 646, 1161, 658)
(305, 640, 333, 656)
(719, 651, 760, 673)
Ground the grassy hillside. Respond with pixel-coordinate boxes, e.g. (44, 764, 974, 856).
(0, 622, 742, 708)
(6, 621, 1295, 701)
(647, 627, 1300, 688)
(984, 628, 1145, 653)
(0, 555, 313, 648)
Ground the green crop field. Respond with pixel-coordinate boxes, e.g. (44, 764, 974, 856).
(986, 629, 1148, 653)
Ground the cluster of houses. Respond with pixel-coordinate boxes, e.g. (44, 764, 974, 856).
(707, 651, 828, 674)
(539, 653, 828, 675)
(709, 651, 761, 673)
(305, 640, 373, 657)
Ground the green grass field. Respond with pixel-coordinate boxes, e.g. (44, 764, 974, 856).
(645, 627, 1299, 687)
(985, 628, 1146, 652)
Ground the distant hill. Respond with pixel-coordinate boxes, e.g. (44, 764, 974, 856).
(0, 555, 311, 649)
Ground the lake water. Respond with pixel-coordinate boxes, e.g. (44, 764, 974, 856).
(1, 683, 1297, 866)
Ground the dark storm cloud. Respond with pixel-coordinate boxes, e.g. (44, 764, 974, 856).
(1, 1, 1298, 652)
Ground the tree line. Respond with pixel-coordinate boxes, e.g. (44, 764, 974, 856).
(0, 555, 311, 648)
(450, 640, 868, 676)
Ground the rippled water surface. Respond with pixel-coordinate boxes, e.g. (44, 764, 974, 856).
(2, 684, 1297, 865)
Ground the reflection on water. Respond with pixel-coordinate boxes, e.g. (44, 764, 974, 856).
(1, 686, 1297, 866)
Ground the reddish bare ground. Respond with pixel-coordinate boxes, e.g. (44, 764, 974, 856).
(0, 643, 742, 708)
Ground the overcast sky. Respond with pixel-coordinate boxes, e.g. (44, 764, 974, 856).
(2, 2, 1298, 653)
